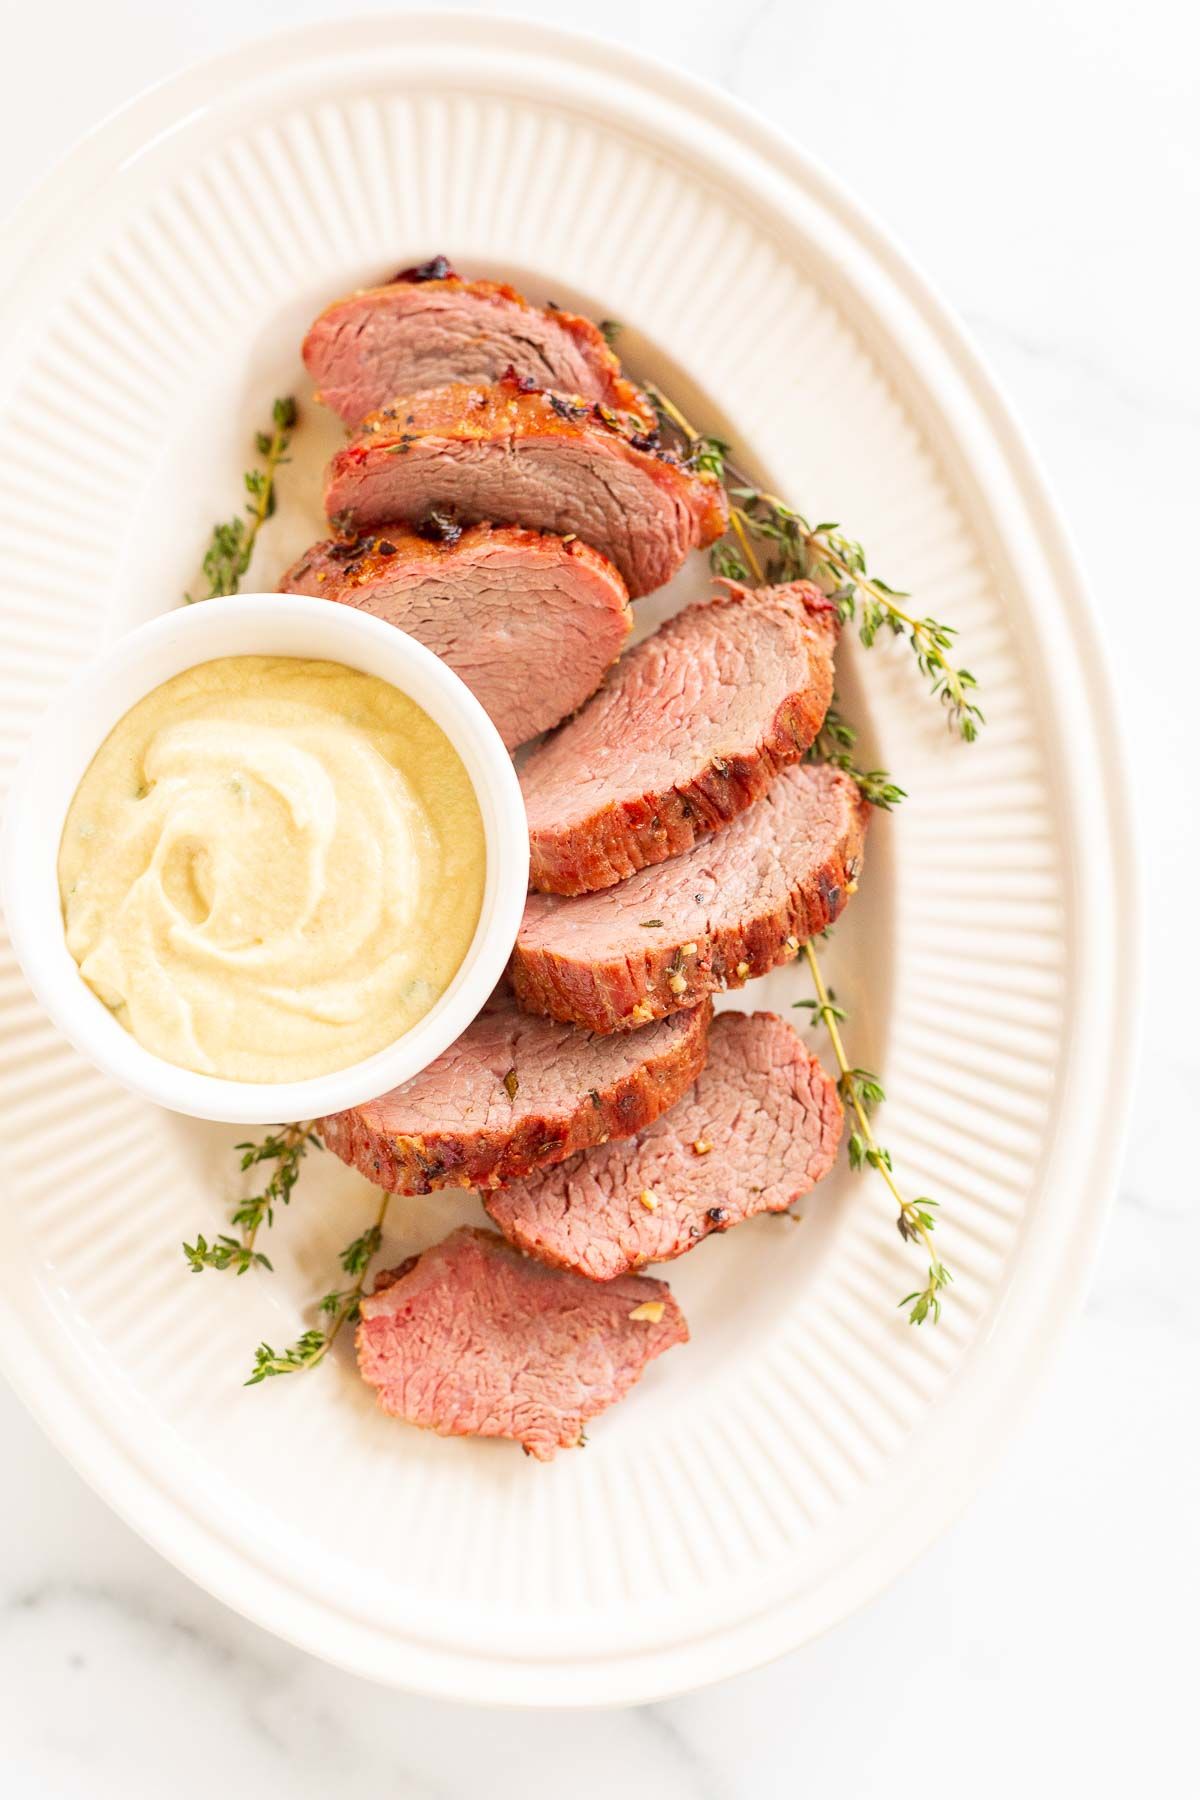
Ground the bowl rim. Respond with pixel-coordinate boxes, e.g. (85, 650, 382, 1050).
(0, 591, 529, 1124)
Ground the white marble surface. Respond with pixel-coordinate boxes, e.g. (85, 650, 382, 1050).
(1, 1, 1196, 1792)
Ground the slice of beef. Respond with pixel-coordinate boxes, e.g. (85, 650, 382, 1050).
(356, 1226, 688, 1459)
(522, 580, 838, 894)
(279, 524, 631, 750)
(303, 273, 655, 429)
(485, 1012, 842, 1281)
(323, 379, 729, 600)
(510, 763, 869, 1033)
(319, 991, 712, 1193)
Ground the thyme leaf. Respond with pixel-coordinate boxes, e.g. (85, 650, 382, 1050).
(181, 1233, 272, 1277)
(810, 703, 908, 811)
(185, 396, 298, 601)
(182, 1121, 319, 1276)
(245, 1188, 392, 1383)
(795, 943, 952, 1324)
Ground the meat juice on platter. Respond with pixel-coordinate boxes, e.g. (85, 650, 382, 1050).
(163, 257, 971, 1457)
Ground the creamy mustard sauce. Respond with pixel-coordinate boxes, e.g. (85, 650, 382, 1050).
(58, 656, 486, 1082)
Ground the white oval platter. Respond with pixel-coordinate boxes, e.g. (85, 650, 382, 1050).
(0, 14, 1137, 1705)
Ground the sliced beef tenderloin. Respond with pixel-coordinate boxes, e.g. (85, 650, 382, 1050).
(356, 1226, 687, 1459)
(485, 1012, 842, 1281)
(511, 763, 869, 1034)
(319, 992, 712, 1194)
(323, 379, 729, 600)
(522, 580, 838, 894)
(304, 271, 655, 431)
(280, 524, 631, 750)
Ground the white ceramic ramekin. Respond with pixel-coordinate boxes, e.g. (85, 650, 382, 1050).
(0, 593, 529, 1124)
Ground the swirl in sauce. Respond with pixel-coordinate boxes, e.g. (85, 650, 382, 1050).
(57, 656, 485, 1081)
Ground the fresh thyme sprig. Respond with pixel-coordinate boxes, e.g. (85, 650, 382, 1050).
(644, 381, 962, 1320)
(180, 1232, 269, 1278)
(679, 431, 906, 812)
(795, 942, 951, 1325)
(735, 491, 984, 742)
(646, 383, 983, 742)
(185, 396, 298, 601)
(182, 1121, 319, 1276)
(647, 387, 905, 812)
(245, 1188, 392, 1384)
(811, 703, 907, 811)
(230, 1123, 319, 1253)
